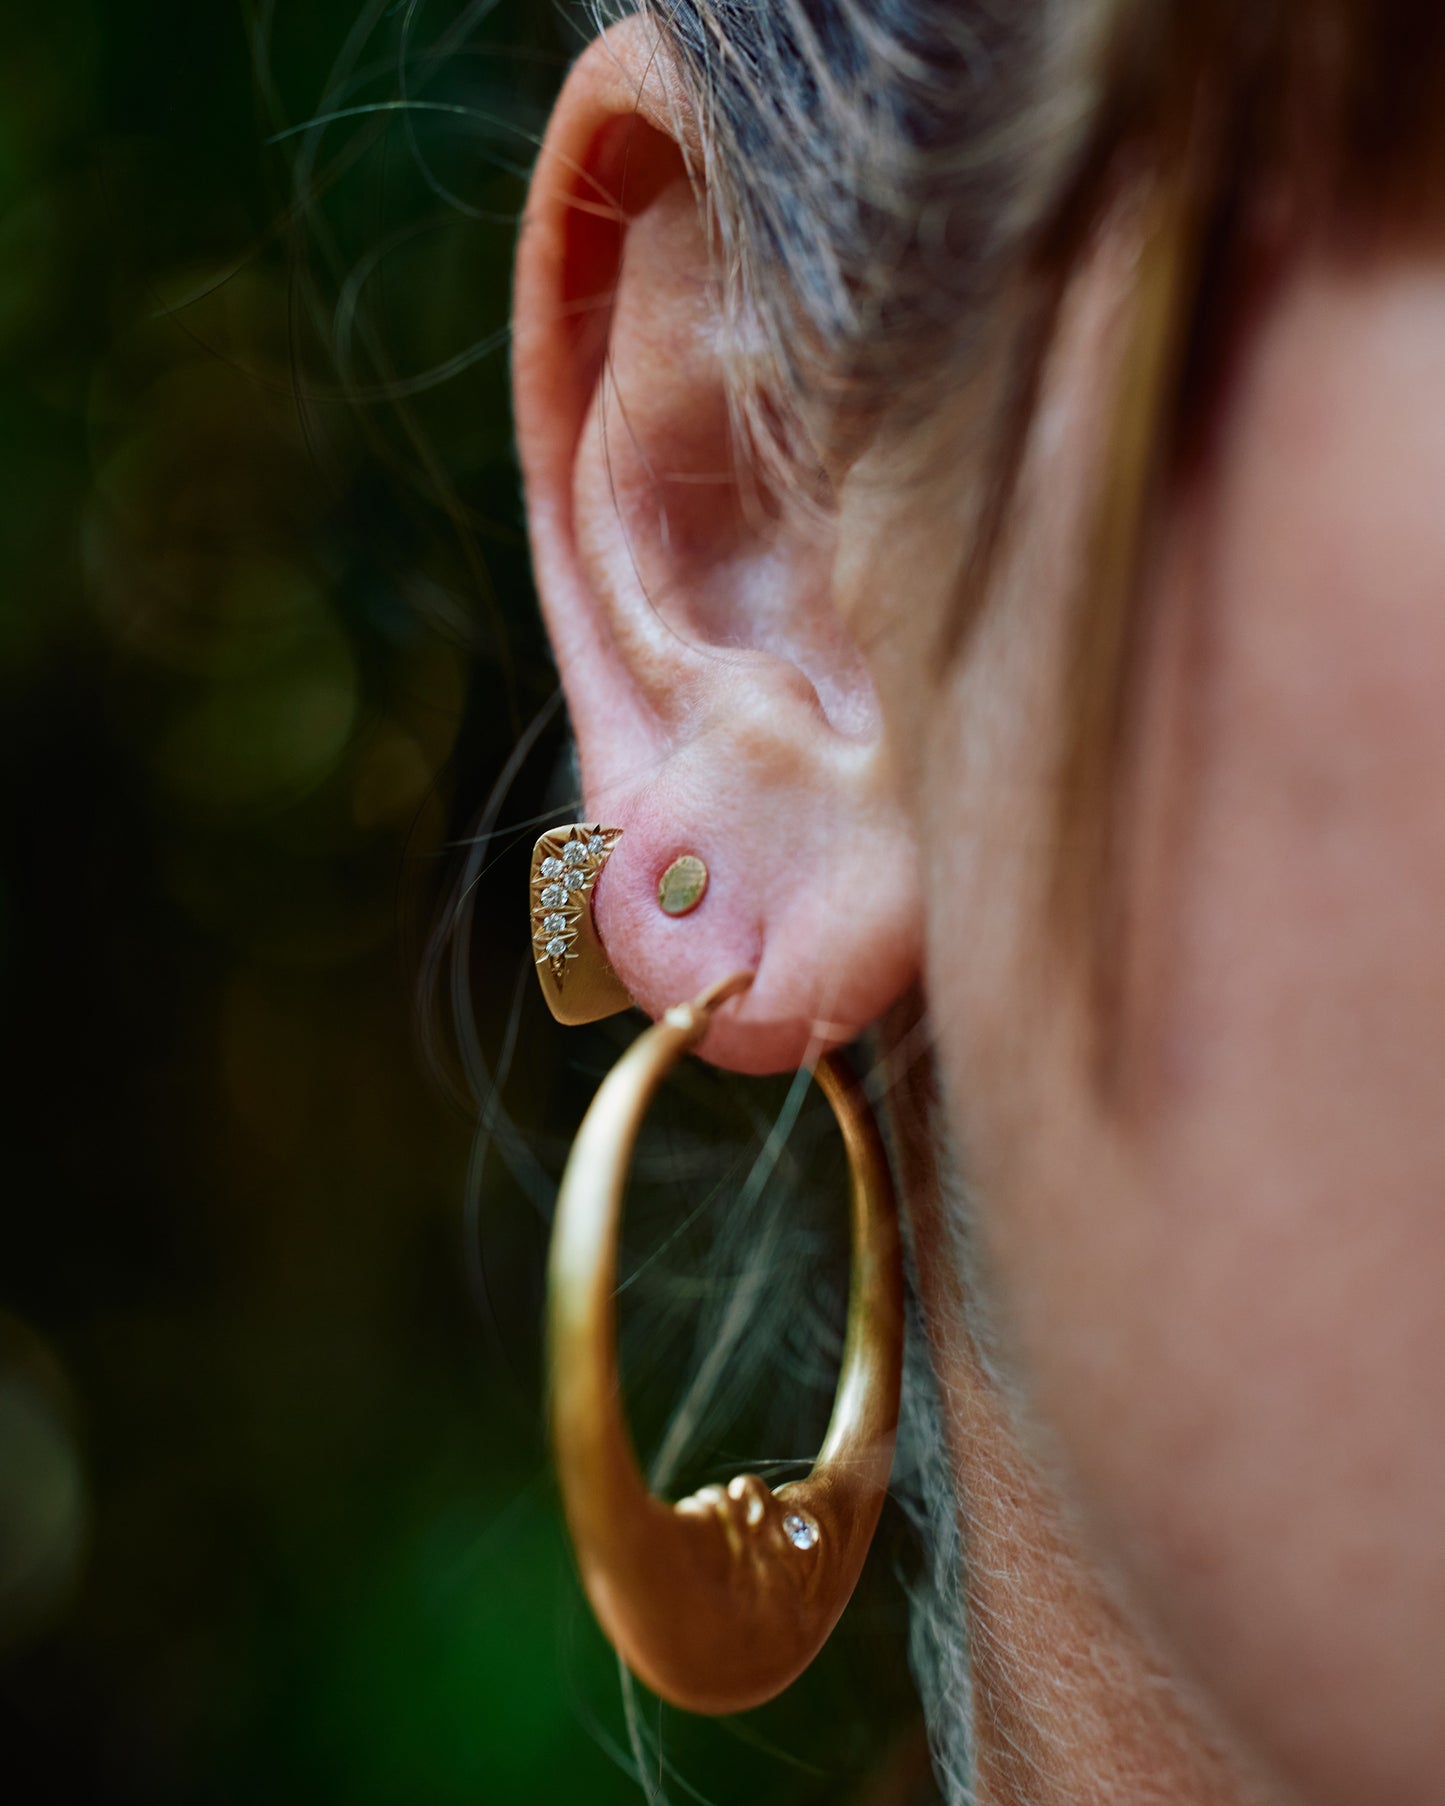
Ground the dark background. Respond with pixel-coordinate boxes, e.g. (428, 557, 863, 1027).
(0, 4, 929, 1801)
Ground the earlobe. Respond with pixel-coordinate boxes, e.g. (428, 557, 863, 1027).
(513, 21, 921, 1073)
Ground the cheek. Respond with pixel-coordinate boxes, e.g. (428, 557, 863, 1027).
(923, 260, 1445, 1806)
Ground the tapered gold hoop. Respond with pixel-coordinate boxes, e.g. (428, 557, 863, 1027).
(547, 971, 905, 1715)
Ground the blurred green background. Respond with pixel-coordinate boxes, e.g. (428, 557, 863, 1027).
(0, 3, 930, 1801)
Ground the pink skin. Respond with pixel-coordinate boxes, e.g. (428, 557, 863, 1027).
(513, 38, 918, 1074)
(517, 21, 1445, 1804)
(907, 255, 1445, 1806)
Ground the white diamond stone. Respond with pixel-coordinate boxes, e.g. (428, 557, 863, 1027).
(540, 884, 565, 908)
(540, 856, 563, 879)
(782, 1513, 818, 1551)
(543, 914, 567, 935)
(562, 839, 588, 866)
(562, 867, 585, 893)
(587, 834, 605, 857)
(546, 936, 569, 959)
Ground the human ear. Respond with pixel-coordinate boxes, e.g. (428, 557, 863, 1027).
(512, 20, 920, 1073)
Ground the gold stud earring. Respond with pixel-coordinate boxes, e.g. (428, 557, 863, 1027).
(547, 970, 905, 1715)
(658, 853, 708, 916)
(530, 824, 630, 1025)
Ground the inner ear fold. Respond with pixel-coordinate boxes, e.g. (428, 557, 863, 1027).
(573, 153, 877, 738)
(556, 114, 688, 439)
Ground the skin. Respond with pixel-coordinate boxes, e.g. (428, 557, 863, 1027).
(515, 20, 1445, 1804)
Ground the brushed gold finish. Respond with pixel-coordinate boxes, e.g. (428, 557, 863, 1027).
(547, 971, 905, 1714)
(531, 824, 631, 1025)
(657, 853, 709, 916)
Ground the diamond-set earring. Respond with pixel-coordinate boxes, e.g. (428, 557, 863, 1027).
(530, 824, 628, 1025)
(530, 827, 905, 1714)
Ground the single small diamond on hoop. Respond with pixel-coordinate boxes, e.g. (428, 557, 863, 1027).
(587, 834, 605, 857)
(540, 856, 563, 879)
(546, 936, 569, 959)
(562, 840, 588, 866)
(782, 1513, 818, 1551)
(562, 868, 586, 893)
(543, 914, 567, 935)
(540, 883, 565, 909)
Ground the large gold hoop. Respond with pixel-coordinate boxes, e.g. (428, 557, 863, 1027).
(547, 972, 905, 1715)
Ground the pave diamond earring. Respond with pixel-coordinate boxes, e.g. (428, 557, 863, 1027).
(530, 824, 629, 1025)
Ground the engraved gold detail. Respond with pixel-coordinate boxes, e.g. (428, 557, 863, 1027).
(658, 853, 708, 916)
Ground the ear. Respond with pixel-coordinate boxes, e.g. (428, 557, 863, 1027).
(512, 19, 920, 1073)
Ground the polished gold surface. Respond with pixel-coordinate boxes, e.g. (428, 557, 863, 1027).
(547, 972, 905, 1714)
(657, 853, 709, 916)
(531, 824, 631, 1025)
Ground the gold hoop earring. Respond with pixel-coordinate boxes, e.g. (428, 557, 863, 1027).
(547, 970, 905, 1715)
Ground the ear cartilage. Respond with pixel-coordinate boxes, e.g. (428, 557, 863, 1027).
(531, 825, 631, 1026)
(658, 855, 709, 917)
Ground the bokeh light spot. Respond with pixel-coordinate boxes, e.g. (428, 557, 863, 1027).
(0, 1315, 88, 1653)
(152, 619, 360, 808)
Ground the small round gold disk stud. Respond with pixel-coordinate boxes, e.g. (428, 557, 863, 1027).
(658, 854, 708, 917)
